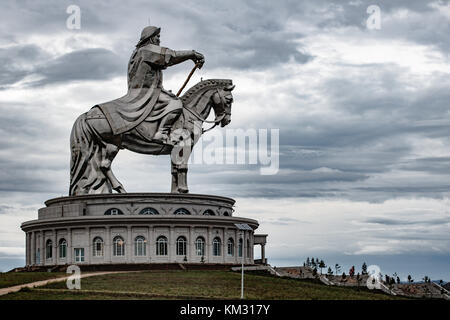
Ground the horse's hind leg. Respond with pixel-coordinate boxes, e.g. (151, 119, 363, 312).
(101, 143, 126, 193)
(171, 162, 189, 193)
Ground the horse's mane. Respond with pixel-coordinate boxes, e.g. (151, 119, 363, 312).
(180, 79, 232, 105)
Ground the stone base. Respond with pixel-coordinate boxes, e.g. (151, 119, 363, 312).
(22, 193, 260, 266)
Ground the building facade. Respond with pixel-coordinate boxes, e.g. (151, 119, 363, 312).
(22, 193, 265, 266)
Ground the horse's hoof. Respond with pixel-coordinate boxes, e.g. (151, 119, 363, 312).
(178, 187, 189, 193)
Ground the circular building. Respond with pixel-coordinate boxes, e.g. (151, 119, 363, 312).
(21, 193, 267, 267)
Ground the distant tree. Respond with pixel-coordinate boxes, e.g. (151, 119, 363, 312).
(423, 276, 430, 283)
(396, 276, 401, 284)
(385, 274, 390, 284)
(342, 272, 347, 280)
(439, 280, 444, 286)
(361, 262, 368, 275)
(349, 266, 355, 278)
(319, 260, 326, 274)
(311, 259, 317, 268)
(327, 267, 333, 276)
(335, 264, 341, 276)
(306, 257, 310, 267)
(312, 267, 318, 277)
(407, 275, 413, 283)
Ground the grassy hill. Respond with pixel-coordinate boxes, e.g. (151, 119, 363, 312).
(0, 270, 405, 300)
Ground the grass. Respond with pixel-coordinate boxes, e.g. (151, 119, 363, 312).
(0, 272, 66, 289)
(0, 270, 406, 300)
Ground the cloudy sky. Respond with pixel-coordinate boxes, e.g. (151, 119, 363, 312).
(1, 0, 449, 281)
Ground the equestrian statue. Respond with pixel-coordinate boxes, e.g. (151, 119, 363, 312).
(69, 26, 235, 195)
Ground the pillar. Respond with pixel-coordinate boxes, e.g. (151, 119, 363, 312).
(189, 226, 194, 262)
(169, 226, 175, 262)
(261, 244, 266, 265)
(52, 230, 57, 265)
(40, 231, 45, 265)
(67, 228, 72, 264)
(127, 226, 132, 262)
(105, 226, 111, 263)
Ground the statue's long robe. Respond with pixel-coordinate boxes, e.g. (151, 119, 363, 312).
(97, 44, 179, 135)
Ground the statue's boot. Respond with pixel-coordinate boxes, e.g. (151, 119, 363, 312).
(154, 102, 182, 144)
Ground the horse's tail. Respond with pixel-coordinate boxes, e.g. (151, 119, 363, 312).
(69, 113, 109, 195)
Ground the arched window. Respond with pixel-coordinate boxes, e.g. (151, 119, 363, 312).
(223, 211, 230, 216)
(203, 209, 215, 216)
(46, 240, 53, 259)
(59, 239, 67, 259)
(93, 237, 104, 257)
(238, 238, 243, 257)
(134, 236, 146, 256)
(113, 236, 125, 256)
(104, 208, 124, 215)
(174, 208, 191, 215)
(156, 236, 168, 256)
(227, 238, 234, 256)
(139, 207, 159, 215)
(195, 237, 205, 256)
(176, 236, 187, 256)
(213, 237, 221, 256)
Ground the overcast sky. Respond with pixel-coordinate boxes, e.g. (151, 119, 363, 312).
(0, 0, 449, 281)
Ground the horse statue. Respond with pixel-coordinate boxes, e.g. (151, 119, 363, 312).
(69, 79, 234, 195)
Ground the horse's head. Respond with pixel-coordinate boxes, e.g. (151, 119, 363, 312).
(212, 83, 235, 127)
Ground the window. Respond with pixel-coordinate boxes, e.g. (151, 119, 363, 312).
(156, 236, 168, 256)
(59, 239, 67, 259)
(36, 248, 40, 263)
(104, 208, 124, 215)
(223, 211, 230, 216)
(139, 207, 159, 215)
(93, 237, 104, 257)
(238, 238, 243, 257)
(135, 236, 146, 256)
(195, 237, 205, 256)
(46, 240, 53, 259)
(176, 236, 187, 256)
(203, 209, 215, 216)
(74, 248, 85, 262)
(227, 238, 234, 256)
(174, 208, 191, 215)
(113, 236, 125, 256)
(213, 237, 221, 256)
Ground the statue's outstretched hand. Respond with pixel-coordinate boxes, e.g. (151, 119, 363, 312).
(193, 51, 205, 68)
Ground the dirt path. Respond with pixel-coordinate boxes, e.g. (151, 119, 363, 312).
(0, 271, 138, 296)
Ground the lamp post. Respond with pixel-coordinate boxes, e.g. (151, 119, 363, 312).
(234, 223, 252, 300)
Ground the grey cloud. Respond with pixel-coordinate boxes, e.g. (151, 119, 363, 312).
(365, 217, 450, 226)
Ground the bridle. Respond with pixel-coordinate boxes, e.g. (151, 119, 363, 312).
(182, 87, 231, 134)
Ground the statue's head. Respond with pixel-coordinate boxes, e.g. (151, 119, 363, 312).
(137, 26, 161, 47)
(214, 84, 235, 127)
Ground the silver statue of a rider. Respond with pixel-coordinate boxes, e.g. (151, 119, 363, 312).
(97, 26, 205, 144)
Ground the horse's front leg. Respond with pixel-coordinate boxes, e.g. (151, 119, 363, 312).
(101, 143, 126, 193)
(170, 138, 192, 193)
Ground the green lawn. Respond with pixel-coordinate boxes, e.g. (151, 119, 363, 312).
(0, 272, 66, 289)
(0, 270, 405, 300)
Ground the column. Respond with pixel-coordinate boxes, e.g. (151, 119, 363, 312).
(235, 229, 239, 264)
(52, 230, 57, 265)
(149, 226, 154, 262)
(85, 227, 90, 264)
(67, 228, 72, 264)
(105, 226, 111, 263)
(207, 227, 212, 263)
(147, 226, 151, 262)
(31, 232, 35, 265)
(40, 231, 45, 265)
(189, 226, 194, 262)
(222, 228, 226, 263)
(261, 244, 266, 265)
(127, 226, 132, 262)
